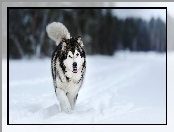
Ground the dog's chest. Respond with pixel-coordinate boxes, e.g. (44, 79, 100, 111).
(60, 79, 82, 95)
(56, 71, 83, 94)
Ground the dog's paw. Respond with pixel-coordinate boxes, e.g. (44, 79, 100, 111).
(63, 105, 72, 113)
(65, 106, 72, 113)
(60, 103, 72, 113)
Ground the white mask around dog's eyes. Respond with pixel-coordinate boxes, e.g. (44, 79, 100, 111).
(63, 50, 84, 73)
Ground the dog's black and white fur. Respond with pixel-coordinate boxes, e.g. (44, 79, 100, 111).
(46, 22, 86, 113)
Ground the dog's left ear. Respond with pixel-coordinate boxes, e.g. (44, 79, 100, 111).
(77, 36, 84, 47)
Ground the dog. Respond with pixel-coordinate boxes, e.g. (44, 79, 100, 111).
(46, 22, 86, 113)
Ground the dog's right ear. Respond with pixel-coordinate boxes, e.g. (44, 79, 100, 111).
(62, 42, 67, 50)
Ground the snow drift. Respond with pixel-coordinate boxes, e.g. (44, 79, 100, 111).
(7, 51, 166, 124)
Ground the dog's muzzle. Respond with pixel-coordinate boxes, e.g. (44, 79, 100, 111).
(72, 62, 77, 73)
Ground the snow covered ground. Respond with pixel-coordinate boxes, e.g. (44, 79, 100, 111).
(4, 50, 174, 132)
(4, 51, 166, 124)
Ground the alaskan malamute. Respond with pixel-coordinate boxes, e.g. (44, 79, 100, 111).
(46, 22, 86, 113)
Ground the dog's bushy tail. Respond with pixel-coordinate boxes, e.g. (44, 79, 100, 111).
(46, 22, 70, 45)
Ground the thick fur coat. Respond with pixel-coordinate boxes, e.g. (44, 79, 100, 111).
(46, 22, 86, 113)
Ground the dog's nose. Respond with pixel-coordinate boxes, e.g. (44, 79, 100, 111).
(73, 62, 77, 67)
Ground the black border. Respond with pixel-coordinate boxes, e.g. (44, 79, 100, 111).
(7, 6, 167, 125)
(166, 6, 167, 125)
(7, 7, 10, 125)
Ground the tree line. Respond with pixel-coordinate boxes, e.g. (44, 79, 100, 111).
(9, 9, 166, 59)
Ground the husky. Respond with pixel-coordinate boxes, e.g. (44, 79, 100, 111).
(46, 22, 86, 113)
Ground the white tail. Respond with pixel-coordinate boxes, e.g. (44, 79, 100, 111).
(46, 22, 70, 45)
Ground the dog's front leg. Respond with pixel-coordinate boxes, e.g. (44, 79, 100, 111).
(55, 88, 72, 113)
(67, 93, 78, 110)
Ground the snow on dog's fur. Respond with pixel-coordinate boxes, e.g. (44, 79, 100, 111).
(46, 22, 86, 113)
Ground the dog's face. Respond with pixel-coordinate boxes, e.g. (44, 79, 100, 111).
(64, 49, 84, 73)
(60, 36, 86, 75)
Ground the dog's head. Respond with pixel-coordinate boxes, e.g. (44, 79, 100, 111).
(60, 36, 85, 75)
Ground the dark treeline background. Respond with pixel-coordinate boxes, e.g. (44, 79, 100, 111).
(9, 9, 166, 59)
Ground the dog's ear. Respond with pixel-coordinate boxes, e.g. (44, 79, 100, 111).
(62, 42, 67, 50)
(77, 36, 84, 47)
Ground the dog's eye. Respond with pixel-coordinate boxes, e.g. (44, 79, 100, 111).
(76, 53, 79, 56)
(69, 55, 72, 58)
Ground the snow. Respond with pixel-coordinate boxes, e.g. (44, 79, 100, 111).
(4, 50, 174, 132)
(5, 51, 166, 124)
